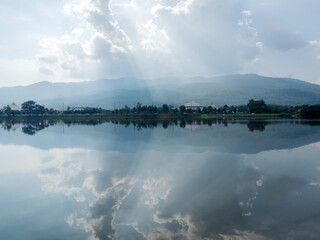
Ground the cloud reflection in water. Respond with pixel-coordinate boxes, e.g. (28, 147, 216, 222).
(1, 121, 320, 239)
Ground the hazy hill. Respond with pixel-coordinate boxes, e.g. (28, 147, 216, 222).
(1, 74, 320, 108)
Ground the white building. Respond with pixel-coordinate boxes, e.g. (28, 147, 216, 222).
(184, 101, 204, 110)
(9, 102, 21, 111)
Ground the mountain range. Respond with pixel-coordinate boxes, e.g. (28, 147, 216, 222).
(1, 74, 320, 108)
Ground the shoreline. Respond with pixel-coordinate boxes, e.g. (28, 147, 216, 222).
(0, 113, 292, 121)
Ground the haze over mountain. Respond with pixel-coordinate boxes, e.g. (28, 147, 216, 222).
(1, 74, 320, 109)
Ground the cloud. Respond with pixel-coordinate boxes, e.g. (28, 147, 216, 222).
(260, 24, 306, 51)
(39, 67, 54, 75)
(2, 0, 320, 86)
(220, 230, 268, 240)
(238, 10, 252, 27)
(36, 0, 133, 80)
(138, 20, 170, 53)
(36, 0, 262, 80)
(151, 0, 196, 17)
(256, 41, 263, 50)
(37, 55, 59, 64)
(36, 146, 264, 240)
(309, 40, 320, 48)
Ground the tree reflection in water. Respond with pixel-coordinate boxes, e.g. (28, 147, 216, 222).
(1, 118, 320, 135)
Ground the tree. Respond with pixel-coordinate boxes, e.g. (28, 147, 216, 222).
(21, 100, 36, 114)
(21, 100, 47, 115)
(179, 105, 186, 113)
(201, 107, 208, 114)
(222, 105, 228, 113)
(124, 105, 131, 114)
(35, 104, 45, 114)
(136, 102, 142, 113)
(3, 105, 12, 115)
(300, 104, 320, 119)
(161, 104, 169, 113)
(248, 99, 268, 113)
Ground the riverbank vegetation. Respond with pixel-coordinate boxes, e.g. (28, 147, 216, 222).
(0, 99, 319, 119)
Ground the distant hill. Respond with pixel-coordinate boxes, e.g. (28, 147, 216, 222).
(1, 74, 320, 108)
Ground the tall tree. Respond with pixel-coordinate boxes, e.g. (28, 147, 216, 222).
(161, 104, 169, 113)
(248, 99, 268, 113)
(21, 100, 36, 114)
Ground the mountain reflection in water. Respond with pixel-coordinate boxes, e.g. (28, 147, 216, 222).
(0, 120, 320, 240)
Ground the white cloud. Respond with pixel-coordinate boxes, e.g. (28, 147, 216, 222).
(151, 0, 196, 17)
(63, 3, 73, 16)
(37, 0, 134, 80)
(72, 28, 85, 37)
(37, 55, 59, 64)
(238, 10, 252, 26)
(1, 0, 320, 85)
(220, 230, 268, 240)
(256, 41, 263, 50)
(139, 20, 170, 53)
(251, 57, 259, 64)
(39, 67, 54, 75)
(142, 177, 171, 208)
(309, 40, 320, 48)
(35, 0, 262, 81)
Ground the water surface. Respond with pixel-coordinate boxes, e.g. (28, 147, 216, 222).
(1, 119, 320, 240)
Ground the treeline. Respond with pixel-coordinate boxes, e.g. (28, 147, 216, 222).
(1, 100, 108, 116)
(114, 100, 318, 116)
(298, 104, 320, 119)
(113, 100, 283, 114)
(1, 99, 319, 117)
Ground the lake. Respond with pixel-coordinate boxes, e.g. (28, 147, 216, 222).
(0, 119, 320, 240)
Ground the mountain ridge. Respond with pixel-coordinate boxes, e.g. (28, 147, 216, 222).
(1, 74, 320, 108)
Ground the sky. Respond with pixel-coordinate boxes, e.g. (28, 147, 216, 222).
(0, 0, 320, 87)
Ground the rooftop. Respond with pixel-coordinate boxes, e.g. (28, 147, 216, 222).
(184, 101, 204, 107)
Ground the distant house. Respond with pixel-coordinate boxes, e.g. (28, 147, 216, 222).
(9, 102, 21, 111)
(53, 108, 64, 112)
(209, 104, 218, 109)
(71, 107, 85, 111)
(184, 101, 204, 110)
